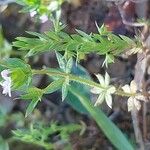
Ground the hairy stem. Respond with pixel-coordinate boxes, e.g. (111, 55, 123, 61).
(32, 68, 137, 97)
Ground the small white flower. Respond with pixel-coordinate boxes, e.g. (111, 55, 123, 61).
(39, 14, 48, 23)
(0, 70, 11, 97)
(91, 72, 116, 108)
(122, 80, 145, 111)
(30, 10, 37, 17)
(30, 11, 48, 23)
(48, 1, 58, 11)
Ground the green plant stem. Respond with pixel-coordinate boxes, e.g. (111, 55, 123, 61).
(32, 69, 136, 97)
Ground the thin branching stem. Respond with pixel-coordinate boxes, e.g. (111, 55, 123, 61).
(32, 69, 140, 98)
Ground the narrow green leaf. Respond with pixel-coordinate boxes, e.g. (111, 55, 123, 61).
(21, 87, 43, 117)
(4, 58, 30, 69)
(15, 37, 41, 44)
(66, 41, 80, 52)
(96, 23, 109, 35)
(76, 29, 92, 41)
(46, 31, 60, 41)
(21, 87, 43, 100)
(25, 99, 39, 117)
(119, 35, 135, 46)
(55, 52, 66, 71)
(58, 32, 71, 40)
(44, 79, 64, 94)
(62, 79, 69, 101)
(12, 41, 28, 49)
(71, 34, 83, 42)
(26, 31, 49, 40)
(26, 42, 51, 57)
(103, 54, 115, 67)
(69, 87, 134, 150)
(66, 57, 73, 73)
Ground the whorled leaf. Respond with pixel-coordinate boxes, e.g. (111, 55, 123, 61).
(0, 58, 32, 91)
(21, 87, 43, 117)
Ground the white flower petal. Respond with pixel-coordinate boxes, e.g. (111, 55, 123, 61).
(95, 74, 105, 86)
(122, 84, 131, 93)
(130, 80, 137, 93)
(105, 72, 110, 86)
(1, 79, 11, 97)
(107, 86, 116, 94)
(1, 69, 10, 80)
(30, 11, 37, 17)
(94, 93, 105, 106)
(135, 94, 145, 101)
(105, 93, 112, 108)
(91, 87, 103, 94)
(127, 97, 134, 112)
(48, 1, 58, 11)
(134, 99, 141, 111)
(0, 70, 12, 97)
(40, 15, 48, 23)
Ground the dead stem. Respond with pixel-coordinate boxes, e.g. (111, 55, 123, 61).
(143, 102, 147, 141)
(131, 108, 145, 150)
(132, 53, 146, 149)
(117, 4, 145, 27)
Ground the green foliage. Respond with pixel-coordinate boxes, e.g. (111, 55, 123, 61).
(11, 68, 30, 89)
(13, 123, 81, 150)
(13, 25, 136, 66)
(0, 58, 32, 90)
(21, 87, 43, 117)
(3, 58, 30, 69)
(44, 78, 64, 94)
(56, 52, 73, 73)
(44, 56, 91, 114)
(56, 52, 73, 101)
(62, 79, 69, 101)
